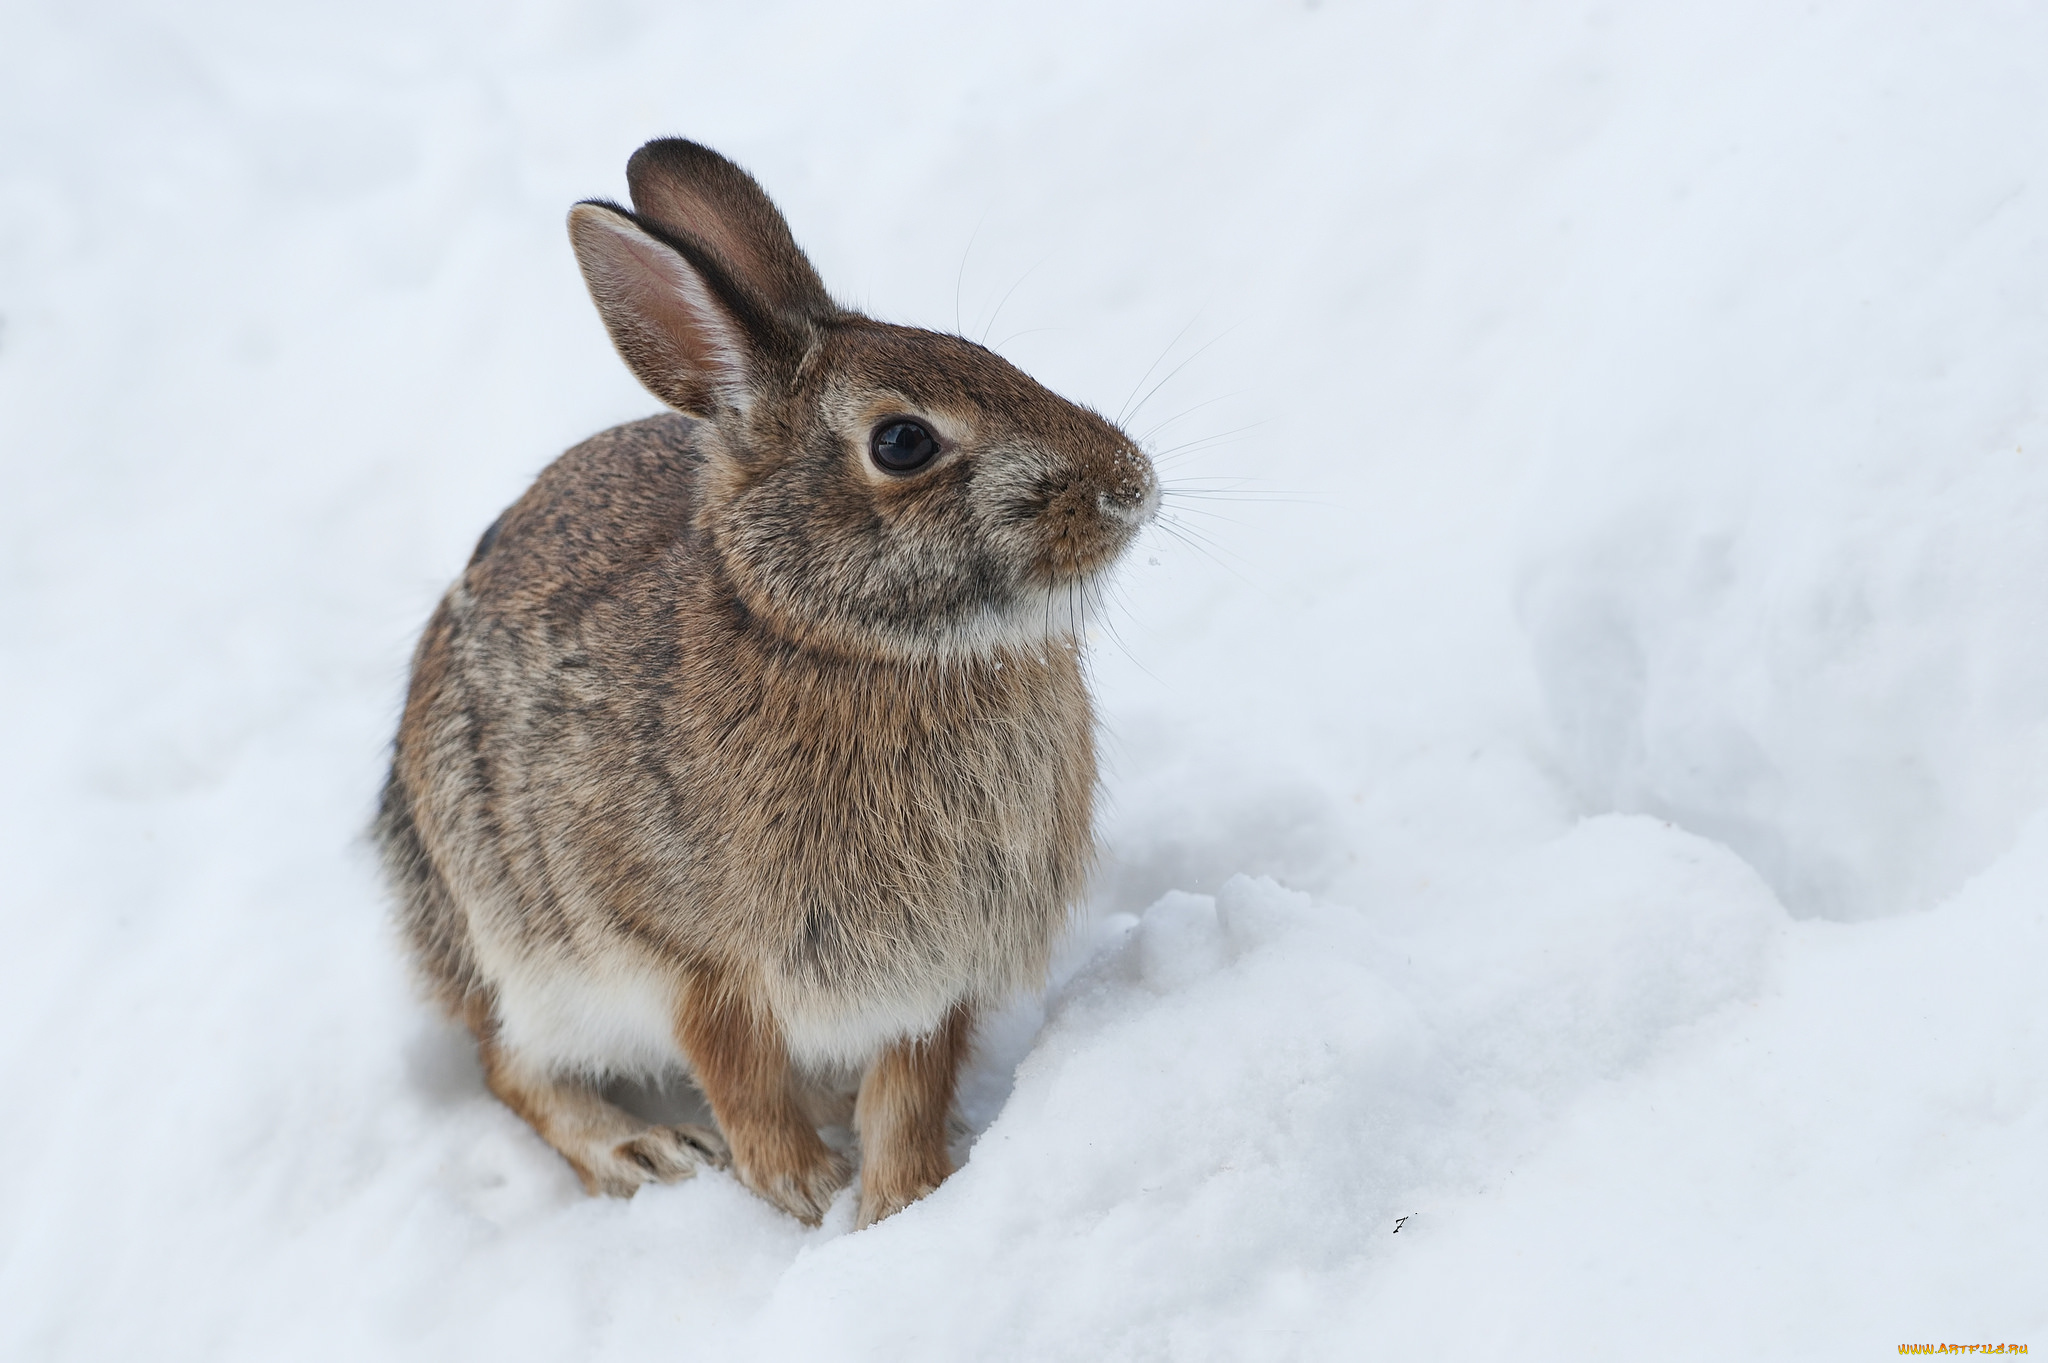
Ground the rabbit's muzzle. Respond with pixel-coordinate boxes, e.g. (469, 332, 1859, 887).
(1018, 446, 1158, 582)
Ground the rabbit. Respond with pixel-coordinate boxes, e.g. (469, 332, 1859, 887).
(375, 138, 1158, 1228)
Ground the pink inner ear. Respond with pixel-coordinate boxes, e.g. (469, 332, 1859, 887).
(617, 229, 750, 391)
(570, 206, 750, 414)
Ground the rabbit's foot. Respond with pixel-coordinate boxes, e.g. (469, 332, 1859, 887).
(481, 1042, 727, 1198)
(853, 1118, 953, 1228)
(569, 1121, 728, 1198)
(733, 1140, 851, 1225)
(587, 1122, 729, 1196)
(856, 1166, 942, 1229)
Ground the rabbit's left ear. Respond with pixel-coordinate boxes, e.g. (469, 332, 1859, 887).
(626, 138, 835, 325)
(568, 201, 762, 418)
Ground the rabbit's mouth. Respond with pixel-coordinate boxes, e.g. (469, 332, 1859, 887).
(965, 476, 1156, 656)
(1023, 485, 1157, 585)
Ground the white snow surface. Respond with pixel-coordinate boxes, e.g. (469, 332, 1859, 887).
(4, 2, 2046, 1357)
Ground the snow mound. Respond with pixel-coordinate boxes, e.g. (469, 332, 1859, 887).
(738, 817, 1788, 1359)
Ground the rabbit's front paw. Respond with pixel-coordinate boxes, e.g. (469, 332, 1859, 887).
(854, 1132, 952, 1228)
(736, 1143, 851, 1225)
(856, 1171, 941, 1229)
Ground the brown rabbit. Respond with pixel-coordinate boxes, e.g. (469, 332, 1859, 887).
(375, 139, 1157, 1227)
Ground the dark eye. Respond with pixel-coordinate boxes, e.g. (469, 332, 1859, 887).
(870, 419, 941, 474)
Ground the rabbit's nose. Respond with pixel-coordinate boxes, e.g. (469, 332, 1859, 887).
(1098, 483, 1158, 528)
(1097, 447, 1160, 526)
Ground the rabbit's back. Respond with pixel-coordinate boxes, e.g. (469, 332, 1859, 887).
(466, 412, 706, 630)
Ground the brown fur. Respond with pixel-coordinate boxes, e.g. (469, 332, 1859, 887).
(674, 961, 850, 1222)
(375, 139, 1156, 1227)
(854, 1003, 975, 1226)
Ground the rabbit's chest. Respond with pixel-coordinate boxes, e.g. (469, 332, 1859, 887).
(710, 695, 1078, 898)
(668, 653, 1095, 1023)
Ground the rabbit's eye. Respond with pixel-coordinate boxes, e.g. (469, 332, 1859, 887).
(870, 420, 940, 474)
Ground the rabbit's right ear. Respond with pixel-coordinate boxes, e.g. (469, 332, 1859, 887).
(568, 201, 762, 419)
(624, 139, 834, 324)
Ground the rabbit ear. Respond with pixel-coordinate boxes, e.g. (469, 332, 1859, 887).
(568, 200, 758, 418)
(625, 139, 834, 323)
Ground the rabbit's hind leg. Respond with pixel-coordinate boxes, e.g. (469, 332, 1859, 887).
(480, 1039, 728, 1197)
(854, 1002, 973, 1228)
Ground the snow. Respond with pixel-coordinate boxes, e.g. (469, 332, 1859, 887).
(4, 1, 2045, 1357)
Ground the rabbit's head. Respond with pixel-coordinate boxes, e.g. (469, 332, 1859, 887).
(569, 139, 1157, 661)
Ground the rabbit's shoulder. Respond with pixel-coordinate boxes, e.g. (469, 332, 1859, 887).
(464, 412, 706, 630)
